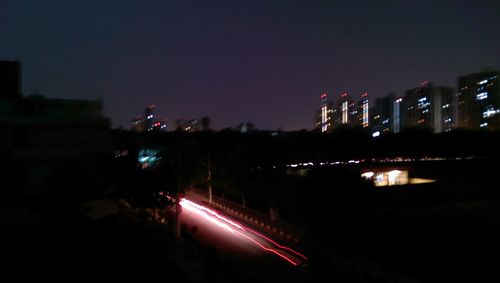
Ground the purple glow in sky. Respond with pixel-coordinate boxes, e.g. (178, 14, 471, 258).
(1, 0, 499, 130)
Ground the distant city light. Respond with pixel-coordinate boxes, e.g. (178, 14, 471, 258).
(483, 109, 499, 118)
(476, 92, 488, 100)
(361, 172, 374, 179)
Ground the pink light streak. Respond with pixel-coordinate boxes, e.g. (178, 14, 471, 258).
(179, 198, 307, 266)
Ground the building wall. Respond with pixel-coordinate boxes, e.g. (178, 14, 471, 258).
(0, 95, 112, 194)
(373, 94, 394, 133)
(403, 83, 453, 133)
(457, 70, 500, 130)
(315, 93, 332, 132)
(0, 60, 21, 99)
(440, 87, 455, 132)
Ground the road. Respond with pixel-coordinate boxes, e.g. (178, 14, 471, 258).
(178, 198, 308, 282)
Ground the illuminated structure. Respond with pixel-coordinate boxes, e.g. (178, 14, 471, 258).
(315, 93, 335, 133)
(175, 118, 199, 132)
(341, 100, 348, 125)
(404, 82, 453, 133)
(144, 104, 155, 131)
(315, 92, 370, 131)
(349, 100, 358, 127)
(315, 93, 334, 132)
(371, 94, 395, 134)
(236, 122, 255, 133)
(362, 168, 436, 187)
(320, 93, 328, 132)
(393, 97, 403, 133)
(130, 105, 167, 132)
(338, 92, 355, 126)
(358, 93, 369, 128)
(440, 87, 455, 132)
(457, 70, 499, 130)
(131, 116, 145, 132)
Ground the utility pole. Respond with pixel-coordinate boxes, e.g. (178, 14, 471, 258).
(208, 152, 212, 204)
(174, 151, 182, 238)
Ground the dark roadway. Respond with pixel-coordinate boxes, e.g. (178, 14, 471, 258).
(178, 198, 308, 282)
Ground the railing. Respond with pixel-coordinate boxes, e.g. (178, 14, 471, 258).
(184, 187, 420, 282)
(185, 187, 306, 246)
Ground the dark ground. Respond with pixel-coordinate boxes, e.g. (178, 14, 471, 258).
(1, 159, 499, 283)
(295, 159, 500, 283)
(0, 212, 190, 283)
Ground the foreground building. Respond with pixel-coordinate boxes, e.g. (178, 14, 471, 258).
(0, 60, 112, 195)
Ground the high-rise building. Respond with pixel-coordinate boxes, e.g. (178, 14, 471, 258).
(404, 82, 453, 133)
(358, 93, 369, 128)
(348, 100, 358, 127)
(130, 104, 167, 132)
(175, 118, 199, 132)
(393, 97, 403, 133)
(159, 119, 168, 131)
(315, 93, 334, 132)
(337, 92, 355, 126)
(339, 93, 349, 125)
(131, 116, 145, 132)
(320, 93, 329, 132)
(0, 60, 21, 99)
(457, 70, 499, 130)
(369, 105, 380, 135)
(440, 87, 455, 132)
(372, 94, 394, 134)
(144, 104, 155, 131)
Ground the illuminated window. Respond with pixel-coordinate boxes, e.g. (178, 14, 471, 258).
(476, 92, 488, 100)
(483, 109, 499, 118)
(341, 101, 348, 124)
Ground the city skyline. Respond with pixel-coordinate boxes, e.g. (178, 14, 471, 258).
(1, 0, 499, 130)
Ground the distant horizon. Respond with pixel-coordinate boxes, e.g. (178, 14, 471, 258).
(2, 0, 499, 131)
(11, 63, 498, 131)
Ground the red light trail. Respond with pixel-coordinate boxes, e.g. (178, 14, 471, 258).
(179, 198, 307, 266)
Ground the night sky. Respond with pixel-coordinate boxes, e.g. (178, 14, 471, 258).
(1, 0, 499, 130)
